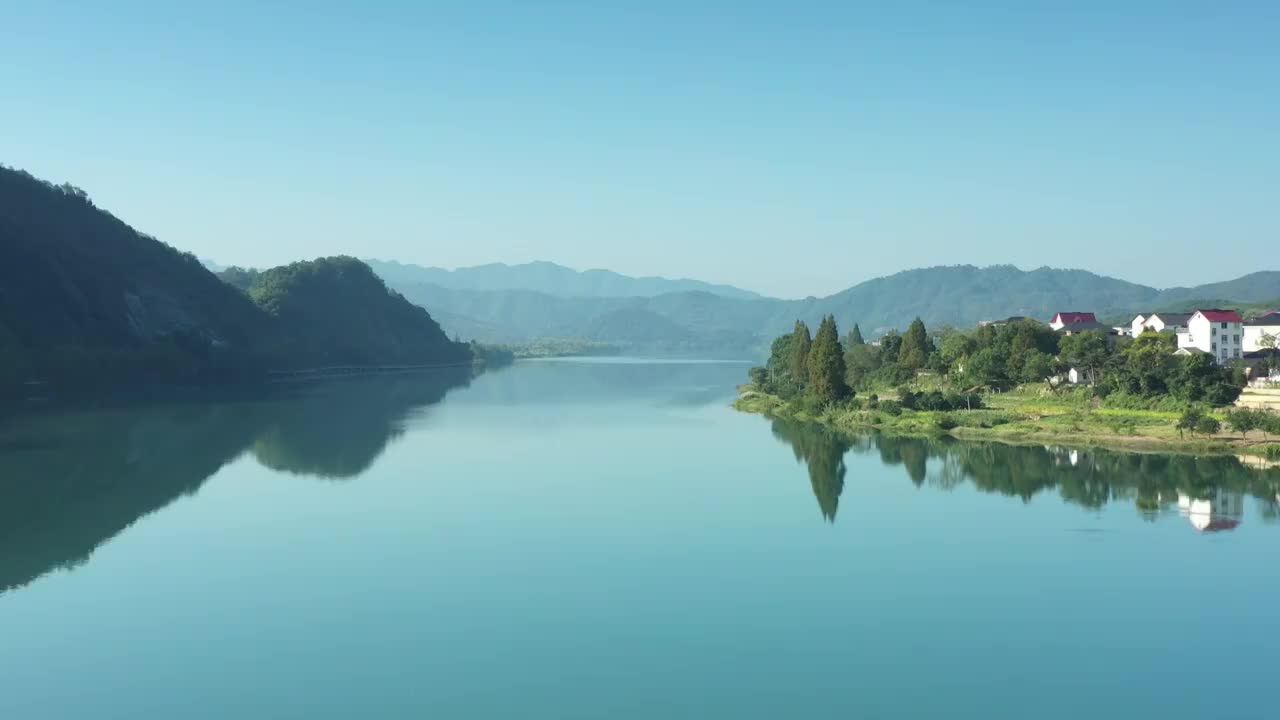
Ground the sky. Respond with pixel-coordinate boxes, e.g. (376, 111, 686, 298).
(2, 1, 1277, 299)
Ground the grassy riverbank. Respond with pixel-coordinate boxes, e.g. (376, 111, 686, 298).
(735, 387, 1280, 460)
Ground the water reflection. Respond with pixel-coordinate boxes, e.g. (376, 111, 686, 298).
(769, 420, 850, 522)
(769, 420, 1280, 531)
(251, 372, 466, 480)
(0, 368, 472, 593)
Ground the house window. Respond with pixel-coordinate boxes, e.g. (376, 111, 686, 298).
(1221, 322, 1228, 329)
(1234, 350, 1241, 358)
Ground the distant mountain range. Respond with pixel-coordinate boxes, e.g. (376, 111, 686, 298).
(364, 259, 764, 300)
(376, 263, 1280, 357)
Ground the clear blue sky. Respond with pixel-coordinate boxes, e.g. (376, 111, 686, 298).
(3, 1, 1277, 298)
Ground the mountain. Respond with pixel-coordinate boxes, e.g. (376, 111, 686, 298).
(0, 165, 472, 389)
(382, 264, 1280, 358)
(1152, 272, 1280, 307)
(243, 257, 470, 367)
(364, 259, 762, 300)
(801, 265, 1160, 334)
(393, 282, 768, 356)
(0, 165, 272, 386)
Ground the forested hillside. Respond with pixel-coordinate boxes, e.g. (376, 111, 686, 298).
(0, 165, 271, 386)
(0, 166, 473, 390)
(245, 257, 470, 367)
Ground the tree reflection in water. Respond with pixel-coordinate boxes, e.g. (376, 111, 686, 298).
(767, 419, 1280, 529)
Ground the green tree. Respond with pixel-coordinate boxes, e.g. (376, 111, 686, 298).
(879, 330, 903, 364)
(1058, 330, 1109, 386)
(764, 333, 799, 398)
(844, 342, 882, 390)
(1168, 353, 1242, 405)
(938, 330, 977, 373)
(808, 315, 850, 404)
(1019, 351, 1057, 384)
(789, 321, 812, 391)
(1176, 407, 1204, 439)
(1106, 332, 1176, 396)
(1226, 408, 1259, 440)
(898, 317, 932, 370)
(1257, 410, 1280, 440)
(846, 323, 865, 346)
(964, 347, 1008, 389)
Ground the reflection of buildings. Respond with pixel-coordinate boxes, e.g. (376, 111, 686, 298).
(1177, 489, 1243, 533)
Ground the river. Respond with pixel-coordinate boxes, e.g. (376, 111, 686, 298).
(1, 358, 1277, 718)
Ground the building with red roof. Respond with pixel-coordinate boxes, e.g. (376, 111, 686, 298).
(1048, 311, 1098, 330)
(1177, 310, 1245, 363)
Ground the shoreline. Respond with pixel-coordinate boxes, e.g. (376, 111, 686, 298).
(734, 390, 1280, 460)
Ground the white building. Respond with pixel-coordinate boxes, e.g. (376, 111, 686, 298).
(1131, 312, 1191, 337)
(1177, 309, 1244, 364)
(1243, 311, 1280, 353)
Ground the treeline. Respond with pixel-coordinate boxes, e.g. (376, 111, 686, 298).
(749, 315, 1248, 409)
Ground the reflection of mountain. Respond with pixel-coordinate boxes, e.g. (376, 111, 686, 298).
(251, 368, 471, 480)
(0, 403, 260, 593)
(766, 423, 1280, 528)
(770, 420, 851, 521)
(0, 369, 471, 593)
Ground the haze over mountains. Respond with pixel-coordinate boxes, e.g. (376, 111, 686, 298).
(372, 261, 1280, 356)
(364, 259, 762, 300)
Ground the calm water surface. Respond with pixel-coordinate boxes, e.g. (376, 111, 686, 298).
(1, 359, 1278, 719)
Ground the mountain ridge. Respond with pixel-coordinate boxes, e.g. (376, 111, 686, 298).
(363, 258, 763, 300)
(381, 264, 1280, 357)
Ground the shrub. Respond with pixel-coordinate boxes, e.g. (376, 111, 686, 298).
(798, 393, 826, 416)
(1195, 416, 1221, 436)
(935, 414, 958, 431)
(1104, 416, 1138, 436)
(919, 390, 948, 411)
(879, 400, 902, 416)
(1104, 392, 1188, 413)
(899, 389, 983, 412)
(898, 390, 918, 410)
